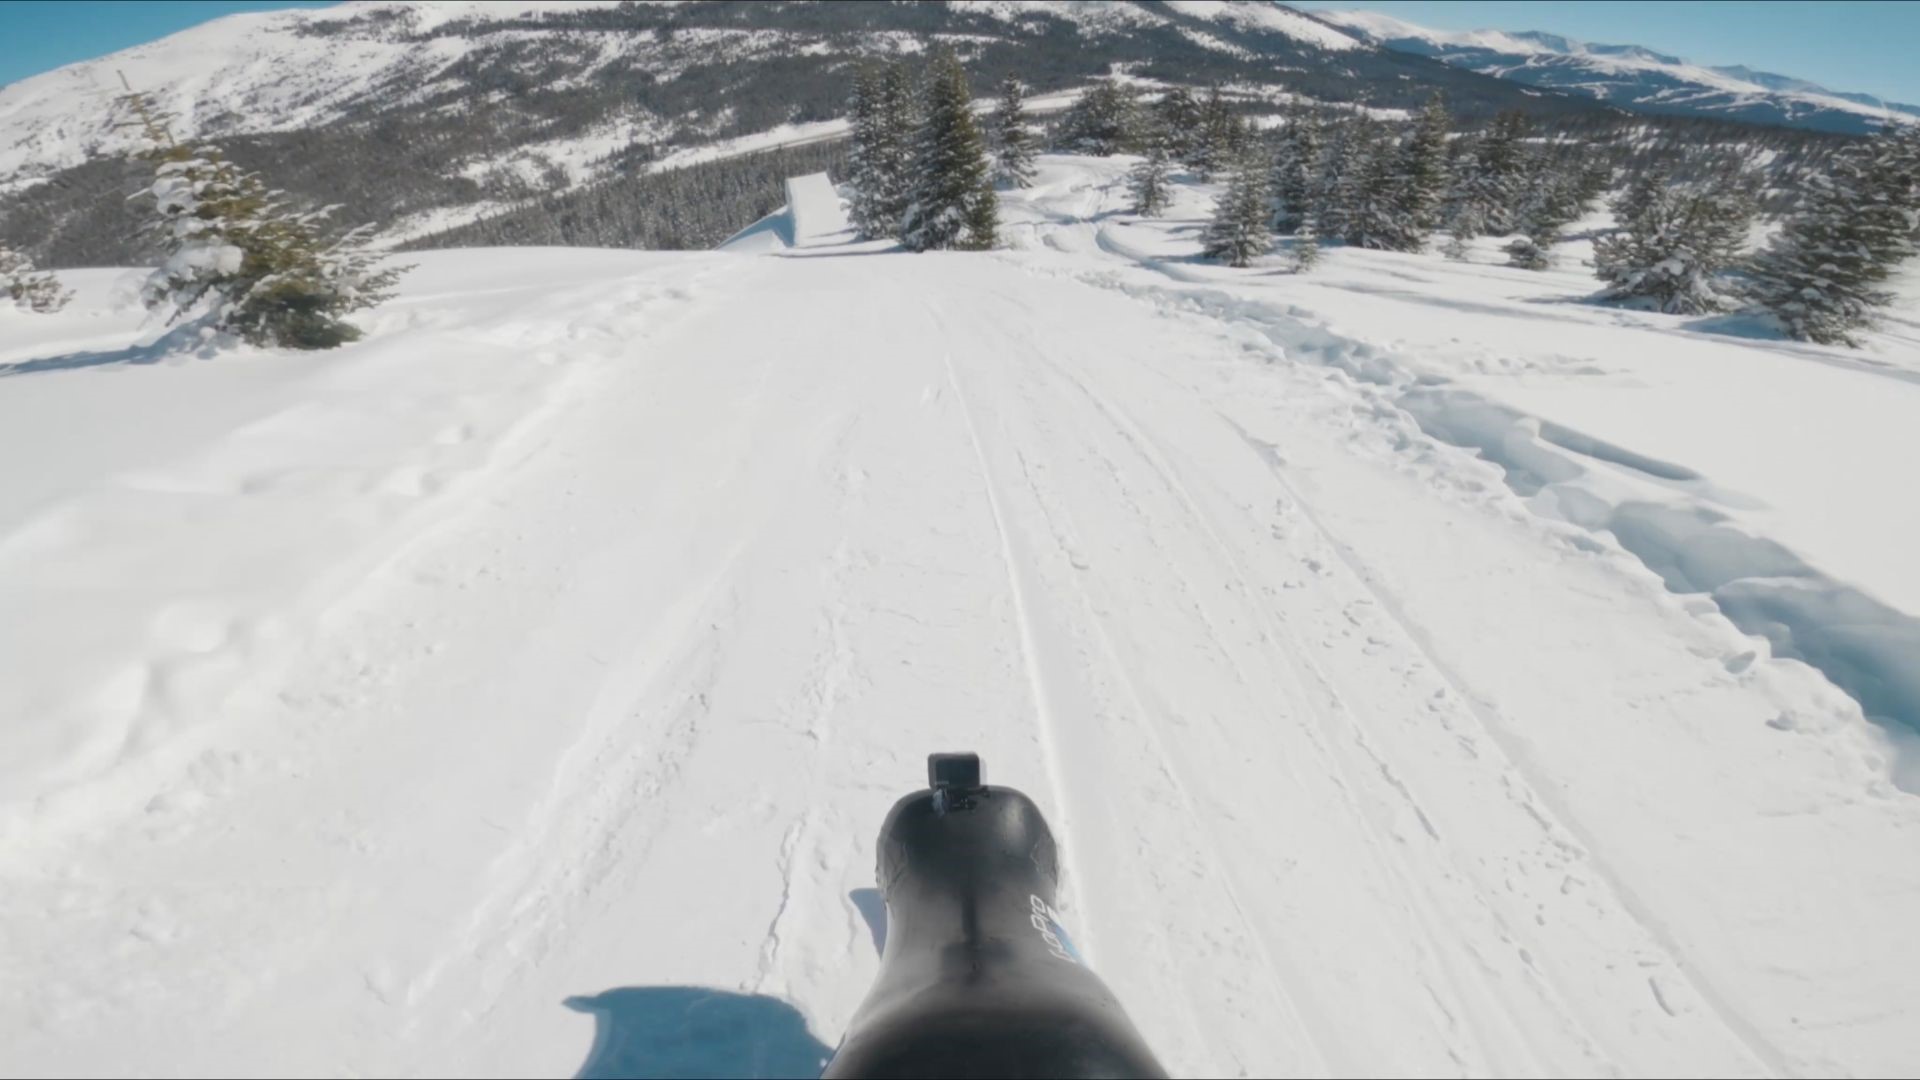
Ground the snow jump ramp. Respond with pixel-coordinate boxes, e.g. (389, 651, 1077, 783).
(719, 172, 850, 252)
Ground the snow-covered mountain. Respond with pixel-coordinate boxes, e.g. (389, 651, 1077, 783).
(0, 0, 1382, 187)
(1320, 9, 1920, 135)
(2, 1, 1617, 266)
(0, 1, 1879, 271)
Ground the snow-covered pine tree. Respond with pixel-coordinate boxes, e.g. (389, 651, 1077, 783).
(867, 63, 919, 238)
(1343, 129, 1406, 250)
(1514, 153, 1588, 245)
(0, 243, 71, 313)
(1192, 85, 1236, 180)
(1504, 235, 1551, 271)
(1270, 114, 1321, 235)
(1311, 115, 1364, 244)
(1128, 126, 1174, 217)
(1592, 179, 1754, 312)
(120, 85, 404, 349)
(989, 76, 1037, 189)
(1609, 165, 1670, 238)
(1749, 126, 1920, 345)
(1576, 155, 1614, 211)
(1155, 86, 1203, 167)
(900, 49, 997, 252)
(1439, 132, 1484, 238)
(1291, 214, 1321, 272)
(1055, 81, 1140, 157)
(1201, 147, 1272, 267)
(846, 66, 886, 238)
(1459, 110, 1530, 235)
(1386, 94, 1452, 251)
(1440, 228, 1471, 261)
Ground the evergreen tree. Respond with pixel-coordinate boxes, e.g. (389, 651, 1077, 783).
(1610, 166, 1670, 236)
(848, 63, 916, 240)
(1344, 131, 1405, 249)
(1154, 87, 1203, 167)
(1202, 147, 1272, 267)
(1270, 114, 1320, 235)
(1504, 235, 1552, 271)
(1440, 228, 1471, 261)
(0, 243, 71, 313)
(1311, 116, 1365, 244)
(1575, 155, 1615, 210)
(1055, 81, 1140, 157)
(1439, 133, 1484, 238)
(1749, 126, 1920, 345)
(1291, 214, 1321, 272)
(1388, 94, 1452, 251)
(1515, 154, 1590, 243)
(846, 66, 886, 238)
(1191, 85, 1236, 180)
(1457, 111, 1531, 234)
(1127, 127, 1174, 217)
(989, 76, 1037, 189)
(900, 49, 997, 252)
(120, 86, 403, 349)
(1593, 180, 1754, 313)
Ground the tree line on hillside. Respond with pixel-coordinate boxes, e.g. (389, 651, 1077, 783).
(409, 139, 851, 252)
(1014, 79, 1918, 347)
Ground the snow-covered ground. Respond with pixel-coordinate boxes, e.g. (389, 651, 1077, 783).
(2, 157, 1918, 1078)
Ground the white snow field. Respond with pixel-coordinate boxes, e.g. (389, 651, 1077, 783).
(3, 158, 1919, 1079)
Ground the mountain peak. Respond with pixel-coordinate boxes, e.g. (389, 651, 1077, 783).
(1318, 7, 1920, 134)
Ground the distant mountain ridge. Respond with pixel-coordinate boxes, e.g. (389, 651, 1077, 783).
(1316, 9, 1920, 135)
(0, 0, 1607, 266)
(0, 1, 1874, 269)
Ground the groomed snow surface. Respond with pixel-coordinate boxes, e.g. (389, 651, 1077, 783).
(3, 157, 1918, 1078)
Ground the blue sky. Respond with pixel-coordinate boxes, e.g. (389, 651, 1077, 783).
(1292, 1, 1920, 105)
(1, 1, 1917, 104)
(0, 2, 339, 86)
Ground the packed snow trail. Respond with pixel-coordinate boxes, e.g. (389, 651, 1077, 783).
(2, 240, 1918, 1077)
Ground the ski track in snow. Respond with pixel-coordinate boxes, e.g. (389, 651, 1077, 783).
(3, 162, 1919, 1077)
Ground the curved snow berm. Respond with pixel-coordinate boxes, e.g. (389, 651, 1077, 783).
(1322, 8, 1920, 134)
(2, 157, 1919, 1077)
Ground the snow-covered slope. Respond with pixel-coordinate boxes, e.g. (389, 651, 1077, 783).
(1321, 9, 1920, 135)
(12, 0, 1559, 268)
(3, 158, 1918, 1077)
(0, 0, 1368, 190)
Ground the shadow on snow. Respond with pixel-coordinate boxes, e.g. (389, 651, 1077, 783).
(564, 986, 833, 1080)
